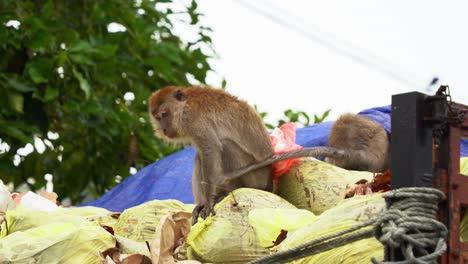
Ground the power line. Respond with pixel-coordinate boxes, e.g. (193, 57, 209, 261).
(235, 0, 426, 89)
(256, 0, 424, 83)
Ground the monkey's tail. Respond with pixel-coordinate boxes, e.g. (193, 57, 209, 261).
(224, 146, 349, 180)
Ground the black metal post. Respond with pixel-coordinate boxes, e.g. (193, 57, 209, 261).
(391, 92, 434, 189)
(388, 92, 434, 261)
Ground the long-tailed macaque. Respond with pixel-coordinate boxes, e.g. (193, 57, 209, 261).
(149, 86, 273, 222)
(149, 86, 390, 223)
(325, 113, 390, 173)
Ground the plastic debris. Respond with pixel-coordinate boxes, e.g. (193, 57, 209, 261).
(187, 188, 298, 263)
(114, 199, 194, 242)
(277, 194, 386, 263)
(0, 221, 114, 263)
(270, 122, 304, 179)
(277, 157, 374, 214)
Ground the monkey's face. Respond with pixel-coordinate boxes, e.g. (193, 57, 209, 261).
(151, 103, 178, 138)
(148, 87, 189, 144)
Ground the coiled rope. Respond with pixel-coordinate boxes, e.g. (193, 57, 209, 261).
(248, 187, 447, 264)
(372, 187, 448, 264)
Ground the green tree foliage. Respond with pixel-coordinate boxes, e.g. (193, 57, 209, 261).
(0, 0, 214, 203)
(259, 108, 331, 130)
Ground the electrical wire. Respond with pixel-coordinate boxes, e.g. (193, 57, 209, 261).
(235, 0, 428, 89)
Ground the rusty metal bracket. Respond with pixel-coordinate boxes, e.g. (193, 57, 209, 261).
(424, 85, 467, 140)
(390, 86, 468, 263)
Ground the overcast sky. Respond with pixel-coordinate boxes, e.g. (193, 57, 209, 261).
(194, 0, 468, 123)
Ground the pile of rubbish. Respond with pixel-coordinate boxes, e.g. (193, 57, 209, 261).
(1, 157, 468, 263)
(0, 157, 387, 263)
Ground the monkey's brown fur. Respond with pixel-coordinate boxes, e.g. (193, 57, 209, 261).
(149, 86, 390, 223)
(325, 113, 390, 173)
(149, 86, 273, 223)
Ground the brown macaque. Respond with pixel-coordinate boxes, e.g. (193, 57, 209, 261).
(325, 113, 390, 173)
(149, 86, 390, 223)
(222, 114, 390, 184)
(149, 86, 274, 223)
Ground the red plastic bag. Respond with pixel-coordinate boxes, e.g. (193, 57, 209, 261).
(269, 122, 303, 180)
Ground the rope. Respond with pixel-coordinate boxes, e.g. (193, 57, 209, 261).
(248, 187, 447, 264)
(372, 187, 447, 264)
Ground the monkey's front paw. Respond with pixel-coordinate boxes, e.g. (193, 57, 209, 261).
(192, 203, 216, 225)
(200, 205, 216, 219)
(192, 204, 204, 225)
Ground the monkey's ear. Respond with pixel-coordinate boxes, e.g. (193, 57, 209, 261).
(174, 89, 187, 101)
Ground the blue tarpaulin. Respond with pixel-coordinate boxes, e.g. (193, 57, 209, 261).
(82, 105, 468, 211)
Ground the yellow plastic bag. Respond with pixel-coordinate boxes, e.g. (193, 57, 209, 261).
(461, 157, 468, 176)
(460, 158, 468, 242)
(1, 206, 94, 237)
(277, 157, 375, 215)
(187, 188, 298, 263)
(114, 199, 194, 242)
(461, 210, 468, 243)
(248, 208, 317, 248)
(277, 193, 386, 263)
(0, 222, 115, 264)
(65, 206, 118, 228)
